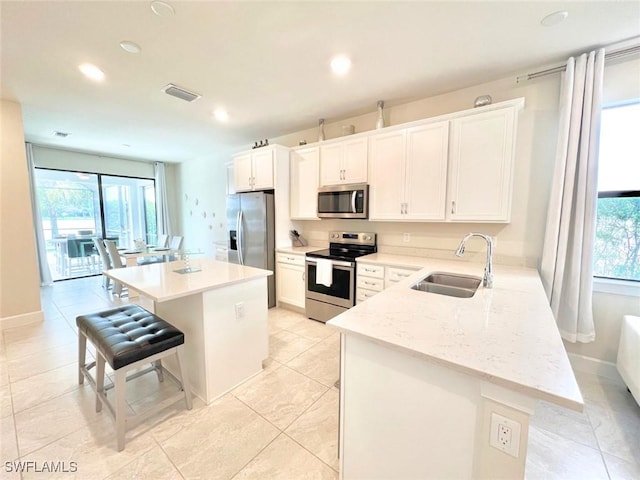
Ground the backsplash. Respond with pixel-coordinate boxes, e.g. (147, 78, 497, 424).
(292, 219, 538, 268)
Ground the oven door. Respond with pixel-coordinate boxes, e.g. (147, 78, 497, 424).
(305, 258, 355, 309)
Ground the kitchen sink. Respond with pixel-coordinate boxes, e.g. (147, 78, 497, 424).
(411, 272, 482, 298)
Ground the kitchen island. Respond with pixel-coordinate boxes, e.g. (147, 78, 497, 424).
(106, 258, 272, 404)
(328, 254, 583, 479)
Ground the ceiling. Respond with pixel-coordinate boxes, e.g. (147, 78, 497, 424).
(2, 1, 639, 164)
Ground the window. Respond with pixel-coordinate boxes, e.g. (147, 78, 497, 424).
(593, 102, 640, 282)
(34, 168, 155, 281)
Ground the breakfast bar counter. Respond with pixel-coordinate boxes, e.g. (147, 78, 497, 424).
(106, 258, 272, 404)
(328, 256, 583, 479)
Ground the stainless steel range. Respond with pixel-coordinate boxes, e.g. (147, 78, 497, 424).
(305, 231, 376, 323)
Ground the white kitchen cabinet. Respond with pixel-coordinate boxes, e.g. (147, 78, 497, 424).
(356, 263, 384, 304)
(276, 252, 306, 309)
(290, 146, 319, 220)
(369, 122, 449, 221)
(233, 147, 275, 192)
(357, 262, 420, 303)
(447, 105, 519, 222)
(384, 266, 419, 288)
(320, 136, 368, 186)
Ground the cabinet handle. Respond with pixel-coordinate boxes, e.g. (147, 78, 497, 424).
(364, 281, 376, 285)
(405, 203, 408, 214)
(302, 272, 306, 281)
(451, 201, 456, 214)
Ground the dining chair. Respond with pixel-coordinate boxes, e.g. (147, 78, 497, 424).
(104, 239, 126, 297)
(156, 234, 169, 249)
(66, 238, 85, 276)
(93, 238, 112, 290)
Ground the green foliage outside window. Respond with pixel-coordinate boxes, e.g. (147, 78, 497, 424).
(594, 196, 640, 281)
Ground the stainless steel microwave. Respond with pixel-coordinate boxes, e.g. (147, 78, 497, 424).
(317, 183, 369, 219)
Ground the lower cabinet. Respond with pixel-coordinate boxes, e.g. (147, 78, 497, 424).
(276, 252, 306, 309)
(357, 262, 420, 304)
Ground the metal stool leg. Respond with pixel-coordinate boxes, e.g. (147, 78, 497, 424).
(96, 355, 105, 413)
(175, 345, 192, 410)
(78, 332, 87, 385)
(115, 369, 127, 452)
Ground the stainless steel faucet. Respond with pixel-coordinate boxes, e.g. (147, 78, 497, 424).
(455, 232, 494, 288)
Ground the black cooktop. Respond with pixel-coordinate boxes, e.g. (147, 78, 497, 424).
(307, 245, 376, 263)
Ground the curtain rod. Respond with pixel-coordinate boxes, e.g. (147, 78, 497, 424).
(516, 44, 640, 83)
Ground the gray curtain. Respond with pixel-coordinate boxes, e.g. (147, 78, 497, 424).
(540, 49, 605, 343)
(154, 162, 172, 237)
(26, 143, 53, 286)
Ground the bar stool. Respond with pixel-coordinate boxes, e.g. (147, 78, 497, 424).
(77, 304, 192, 451)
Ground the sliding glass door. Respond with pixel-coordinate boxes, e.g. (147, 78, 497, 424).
(34, 168, 155, 281)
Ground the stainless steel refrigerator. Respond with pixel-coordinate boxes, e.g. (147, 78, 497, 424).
(226, 191, 275, 307)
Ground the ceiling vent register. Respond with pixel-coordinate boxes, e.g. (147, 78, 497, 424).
(162, 84, 201, 102)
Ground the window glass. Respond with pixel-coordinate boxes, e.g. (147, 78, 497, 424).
(593, 102, 640, 281)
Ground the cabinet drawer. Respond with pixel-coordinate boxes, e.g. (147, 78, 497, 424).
(357, 275, 384, 292)
(385, 267, 418, 283)
(276, 253, 305, 266)
(356, 288, 379, 303)
(358, 263, 384, 279)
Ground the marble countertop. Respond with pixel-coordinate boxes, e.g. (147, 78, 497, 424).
(328, 256, 584, 411)
(276, 245, 324, 254)
(106, 258, 272, 302)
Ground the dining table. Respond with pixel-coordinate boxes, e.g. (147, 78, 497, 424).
(118, 246, 181, 267)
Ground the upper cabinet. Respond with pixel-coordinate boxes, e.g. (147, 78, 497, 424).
(290, 146, 320, 220)
(233, 146, 276, 192)
(369, 122, 449, 221)
(447, 105, 518, 222)
(319, 136, 368, 186)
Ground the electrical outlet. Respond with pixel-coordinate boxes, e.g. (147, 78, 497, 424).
(235, 302, 245, 320)
(403, 233, 411, 243)
(489, 412, 521, 458)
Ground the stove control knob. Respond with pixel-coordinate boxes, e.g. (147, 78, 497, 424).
(364, 235, 371, 240)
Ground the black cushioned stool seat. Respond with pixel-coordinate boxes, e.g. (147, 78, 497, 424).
(77, 304, 192, 451)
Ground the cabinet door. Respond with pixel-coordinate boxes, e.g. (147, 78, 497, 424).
(448, 107, 516, 222)
(343, 137, 368, 183)
(290, 147, 319, 219)
(368, 130, 406, 220)
(404, 122, 449, 221)
(251, 149, 274, 190)
(319, 142, 344, 186)
(233, 154, 253, 192)
(276, 263, 305, 308)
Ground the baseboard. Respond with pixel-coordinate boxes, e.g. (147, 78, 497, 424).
(568, 352, 624, 384)
(0, 310, 44, 330)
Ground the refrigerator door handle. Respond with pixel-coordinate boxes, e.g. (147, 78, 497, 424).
(237, 210, 244, 265)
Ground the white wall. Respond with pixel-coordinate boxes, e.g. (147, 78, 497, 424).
(32, 145, 155, 178)
(0, 101, 42, 328)
(176, 152, 232, 258)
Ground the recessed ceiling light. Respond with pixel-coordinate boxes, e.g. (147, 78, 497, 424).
(541, 10, 568, 27)
(214, 108, 229, 122)
(330, 55, 352, 76)
(150, 1, 175, 17)
(120, 41, 141, 54)
(78, 63, 105, 81)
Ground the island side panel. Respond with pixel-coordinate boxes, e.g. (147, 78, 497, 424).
(340, 333, 480, 479)
(153, 294, 207, 403)
(201, 276, 269, 402)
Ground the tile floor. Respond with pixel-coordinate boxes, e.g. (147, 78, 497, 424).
(0, 276, 638, 479)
